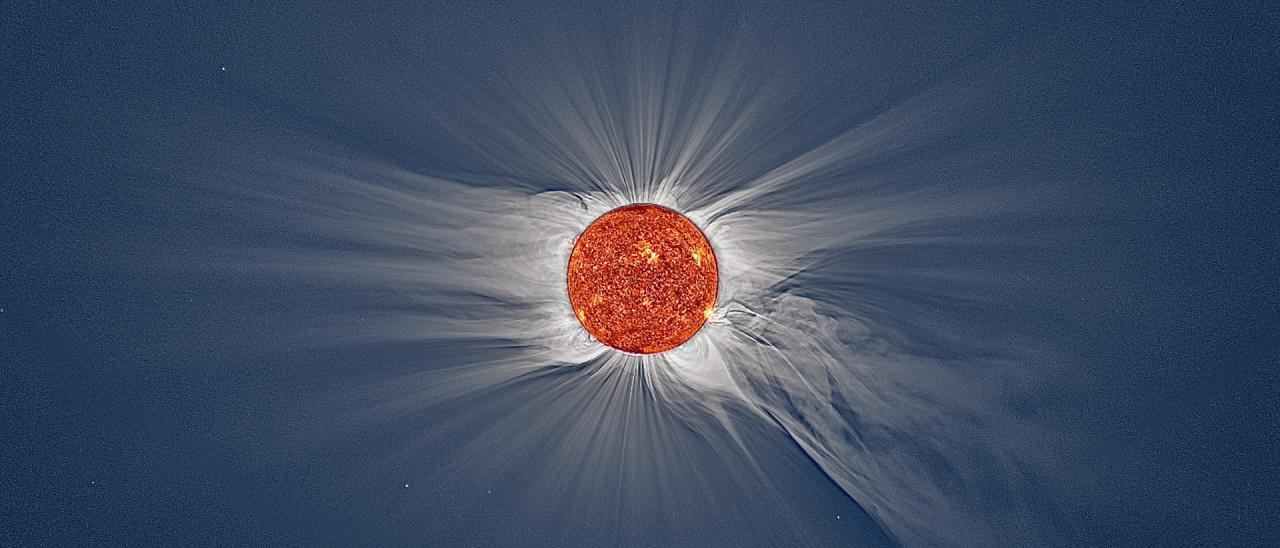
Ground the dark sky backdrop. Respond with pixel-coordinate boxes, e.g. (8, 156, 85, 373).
(3, 1, 1277, 546)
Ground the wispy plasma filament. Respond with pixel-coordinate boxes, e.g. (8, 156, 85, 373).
(567, 204, 718, 354)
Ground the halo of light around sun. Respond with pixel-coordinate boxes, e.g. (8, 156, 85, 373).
(181, 33, 1080, 546)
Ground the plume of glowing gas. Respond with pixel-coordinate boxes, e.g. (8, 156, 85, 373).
(169, 34, 1075, 544)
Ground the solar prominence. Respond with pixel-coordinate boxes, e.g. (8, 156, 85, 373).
(567, 204, 718, 354)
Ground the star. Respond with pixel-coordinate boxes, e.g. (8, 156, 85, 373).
(567, 204, 718, 354)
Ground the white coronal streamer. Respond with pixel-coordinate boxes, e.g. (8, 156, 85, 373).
(196, 51, 1069, 544)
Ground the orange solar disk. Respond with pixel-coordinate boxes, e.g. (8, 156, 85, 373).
(567, 204, 718, 354)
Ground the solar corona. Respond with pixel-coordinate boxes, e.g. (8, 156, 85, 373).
(567, 204, 718, 354)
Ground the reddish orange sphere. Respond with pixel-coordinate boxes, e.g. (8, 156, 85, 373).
(567, 204, 718, 354)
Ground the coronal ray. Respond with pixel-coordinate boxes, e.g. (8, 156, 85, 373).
(176, 24, 1078, 546)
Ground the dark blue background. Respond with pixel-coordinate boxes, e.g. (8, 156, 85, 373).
(3, 2, 1276, 545)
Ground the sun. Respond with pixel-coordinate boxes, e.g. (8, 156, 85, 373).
(567, 204, 719, 354)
